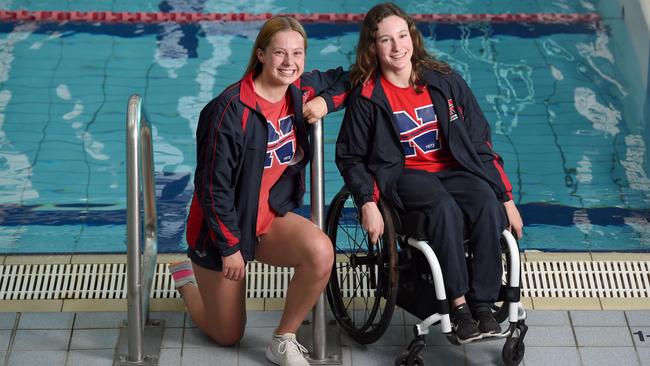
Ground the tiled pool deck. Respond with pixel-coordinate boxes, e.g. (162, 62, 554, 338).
(1, 253, 649, 365)
(0, 309, 649, 365)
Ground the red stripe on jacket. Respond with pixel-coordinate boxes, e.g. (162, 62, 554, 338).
(485, 140, 513, 201)
(205, 93, 240, 247)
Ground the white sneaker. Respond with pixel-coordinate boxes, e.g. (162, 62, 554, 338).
(265, 333, 309, 366)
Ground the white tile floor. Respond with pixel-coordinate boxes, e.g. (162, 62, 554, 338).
(0, 309, 649, 365)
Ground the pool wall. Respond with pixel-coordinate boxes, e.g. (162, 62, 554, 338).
(608, 0, 650, 173)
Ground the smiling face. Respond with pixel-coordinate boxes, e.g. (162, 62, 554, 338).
(256, 30, 305, 88)
(374, 15, 413, 79)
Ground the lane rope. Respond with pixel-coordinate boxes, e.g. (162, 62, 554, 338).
(0, 10, 601, 24)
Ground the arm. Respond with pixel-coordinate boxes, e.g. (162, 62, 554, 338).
(300, 67, 350, 122)
(453, 72, 514, 202)
(335, 93, 383, 242)
(196, 98, 245, 278)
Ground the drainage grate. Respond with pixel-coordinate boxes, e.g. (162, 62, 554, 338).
(0, 261, 648, 300)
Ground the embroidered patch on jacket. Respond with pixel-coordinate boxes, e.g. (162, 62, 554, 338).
(448, 99, 459, 122)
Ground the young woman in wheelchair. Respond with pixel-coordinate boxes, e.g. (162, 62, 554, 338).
(168, 16, 349, 366)
(335, 2, 523, 344)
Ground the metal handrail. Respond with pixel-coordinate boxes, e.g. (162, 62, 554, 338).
(125, 94, 159, 362)
(310, 119, 327, 360)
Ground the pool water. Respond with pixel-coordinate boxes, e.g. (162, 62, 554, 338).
(0, 0, 648, 253)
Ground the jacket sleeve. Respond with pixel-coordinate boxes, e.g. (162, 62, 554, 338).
(300, 67, 350, 113)
(452, 73, 514, 202)
(335, 91, 378, 208)
(196, 97, 244, 256)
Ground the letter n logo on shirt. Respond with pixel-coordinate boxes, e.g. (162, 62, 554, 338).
(265, 115, 296, 168)
(393, 104, 440, 157)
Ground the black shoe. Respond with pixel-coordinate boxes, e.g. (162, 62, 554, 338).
(472, 306, 501, 335)
(451, 304, 481, 343)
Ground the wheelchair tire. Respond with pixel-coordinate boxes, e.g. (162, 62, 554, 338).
(502, 337, 525, 366)
(325, 188, 399, 344)
(395, 351, 424, 366)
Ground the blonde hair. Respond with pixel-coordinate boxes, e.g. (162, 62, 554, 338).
(350, 2, 451, 87)
(243, 16, 308, 78)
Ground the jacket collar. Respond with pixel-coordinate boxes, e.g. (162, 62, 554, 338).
(240, 72, 302, 111)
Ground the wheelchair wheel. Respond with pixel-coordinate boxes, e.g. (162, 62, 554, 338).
(502, 337, 525, 365)
(325, 188, 399, 344)
(492, 234, 515, 323)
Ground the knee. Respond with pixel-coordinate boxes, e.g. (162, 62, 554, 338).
(306, 233, 334, 279)
(208, 326, 245, 347)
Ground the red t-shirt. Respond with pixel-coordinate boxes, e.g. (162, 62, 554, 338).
(255, 93, 300, 236)
(380, 76, 458, 172)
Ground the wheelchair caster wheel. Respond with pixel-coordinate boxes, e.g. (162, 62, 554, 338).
(502, 337, 525, 365)
(395, 351, 424, 366)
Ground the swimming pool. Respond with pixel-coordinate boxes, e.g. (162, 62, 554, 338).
(0, 0, 648, 253)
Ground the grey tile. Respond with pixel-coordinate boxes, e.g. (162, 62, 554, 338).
(390, 308, 406, 326)
(69, 329, 120, 350)
(403, 310, 421, 325)
(570, 310, 626, 326)
(349, 345, 407, 365)
(419, 345, 465, 365)
(338, 324, 405, 347)
(12, 329, 71, 351)
(7, 351, 67, 366)
(464, 340, 506, 366)
(627, 311, 650, 326)
(630, 327, 650, 347)
(151, 312, 185, 328)
(579, 347, 640, 366)
(0, 351, 4, 365)
(574, 326, 632, 347)
(237, 347, 268, 365)
(180, 346, 237, 365)
(245, 311, 283, 328)
(184, 315, 197, 328)
(183, 327, 216, 348)
(18, 312, 74, 329)
(372, 325, 406, 346)
(340, 346, 352, 366)
(523, 326, 575, 347)
(239, 327, 274, 349)
(0, 330, 12, 351)
(638, 348, 650, 366)
(158, 348, 181, 366)
(66, 349, 114, 366)
(524, 310, 570, 326)
(161, 328, 184, 349)
(73, 312, 125, 329)
(0, 313, 17, 329)
(522, 347, 580, 366)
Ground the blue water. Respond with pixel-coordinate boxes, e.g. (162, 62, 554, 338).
(0, 0, 648, 253)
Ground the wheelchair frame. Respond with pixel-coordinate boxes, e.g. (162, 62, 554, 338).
(325, 188, 528, 366)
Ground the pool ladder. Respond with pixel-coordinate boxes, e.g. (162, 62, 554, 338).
(114, 94, 163, 365)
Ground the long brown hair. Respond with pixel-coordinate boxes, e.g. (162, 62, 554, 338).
(350, 2, 451, 87)
(243, 16, 308, 78)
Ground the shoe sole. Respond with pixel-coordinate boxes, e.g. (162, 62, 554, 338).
(265, 346, 281, 366)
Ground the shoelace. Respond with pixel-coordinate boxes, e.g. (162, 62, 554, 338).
(277, 338, 308, 357)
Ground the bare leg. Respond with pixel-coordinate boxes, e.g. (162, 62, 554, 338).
(255, 212, 334, 335)
(178, 263, 247, 346)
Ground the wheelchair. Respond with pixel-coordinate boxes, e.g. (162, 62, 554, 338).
(325, 187, 528, 366)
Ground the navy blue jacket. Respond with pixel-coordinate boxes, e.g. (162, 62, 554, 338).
(336, 68, 513, 211)
(187, 68, 348, 261)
